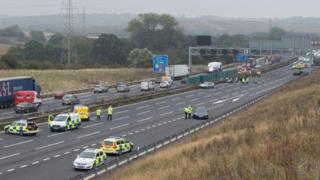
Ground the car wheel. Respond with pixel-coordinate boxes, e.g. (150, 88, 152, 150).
(19, 131, 24, 136)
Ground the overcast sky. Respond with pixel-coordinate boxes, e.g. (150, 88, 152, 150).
(0, 0, 319, 18)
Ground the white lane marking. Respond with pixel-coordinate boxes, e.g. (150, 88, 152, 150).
(0, 153, 20, 160)
(116, 116, 130, 121)
(191, 98, 200, 102)
(136, 111, 151, 116)
(77, 131, 101, 139)
(209, 98, 218, 103)
(137, 116, 153, 123)
(64, 152, 70, 155)
(4, 140, 34, 148)
(47, 132, 65, 138)
(7, 169, 15, 172)
(43, 158, 50, 161)
(196, 102, 205, 106)
(83, 122, 104, 129)
(20, 165, 28, 168)
(160, 111, 174, 116)
(186, 94, 194, 98)
(35, 141, 65, 150)
(114, 110, 128, 115)
(122, 134, 127, 137)
(175, 102, 185, 106)
(156, 101, 166, 105)
(232, 98, 240, 102)
(91, 144, 97, 146)
(158, 105, 170, 110)
(54, 154, 61, 158)
(136, 105, 150, 110)
(32, 161, 39, 165)
(83, 146, 89, 149)
(110, 123, 129, 130)
(73, 149, 80, 152)
(213, 100, 226, 104)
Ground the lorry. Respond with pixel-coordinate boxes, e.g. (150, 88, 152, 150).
(0, 76, 41, 108)
(15, 90, 42, 107)
(140, 81, 155, 91)
(208, 62, 222, 73)
(268, 54, 281, 64)
(165, 65, 189, 79)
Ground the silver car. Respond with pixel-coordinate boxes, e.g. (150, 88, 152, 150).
(93, 85, 109, 93)
(117, 82, 130, 93)
(199, 82, 215, 89)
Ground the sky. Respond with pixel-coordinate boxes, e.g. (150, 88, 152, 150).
(0, 0, 319, 18)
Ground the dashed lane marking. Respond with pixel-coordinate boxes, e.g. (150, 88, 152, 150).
(137, 116, 153, 123)
(110, 123, 129, 130)
(0, 153, 20, 160)
(4, 140, 34, 148)
(35, 141, 65, 150)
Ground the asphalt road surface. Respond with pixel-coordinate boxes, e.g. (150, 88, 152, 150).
(0, 64, 300, 180)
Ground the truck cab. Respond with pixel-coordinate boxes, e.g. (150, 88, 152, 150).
(15, 90, 42, 107)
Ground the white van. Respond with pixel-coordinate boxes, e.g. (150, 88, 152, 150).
(140, 81, 155, 91)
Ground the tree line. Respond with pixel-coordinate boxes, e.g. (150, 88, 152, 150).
(0, 13, 286, 69)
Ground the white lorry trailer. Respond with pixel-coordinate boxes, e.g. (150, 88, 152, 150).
(165, 65, 189, 79)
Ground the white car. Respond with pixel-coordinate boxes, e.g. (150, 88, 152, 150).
(140, 81, 155, 91)
(73, 148, 106, 170)
(160, 81, 172, 88)
(199, 82, 215, 89)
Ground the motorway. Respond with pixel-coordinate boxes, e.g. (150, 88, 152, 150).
(0, 81, 182, 121)
(0, 64, 298, 180)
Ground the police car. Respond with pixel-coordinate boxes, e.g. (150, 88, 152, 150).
(100, 137, 133, 155)
(4, 119, 39, 136)
(48, 113, 81, 132)
(73, 148, 106, 170)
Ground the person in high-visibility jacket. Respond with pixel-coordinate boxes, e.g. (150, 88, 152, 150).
(107, 105, 113, 121)
(188, 105, 193, 119)
(48, 114, 54, 126)
(184, 107, 189, 119)
(96, 108, 101, 120)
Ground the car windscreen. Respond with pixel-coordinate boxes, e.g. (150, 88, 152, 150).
(54, 115, 68, 122)
(63, 95, 72, 100)
(79, 151, 96, 159)
(103, 140, 114, 146)
(196, 107, 207, 115)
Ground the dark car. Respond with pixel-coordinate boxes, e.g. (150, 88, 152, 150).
(193, 106, 209, 119)
(117, 82, 130, 93)
(93, 85, 109, 93)
(62, 94, 80, 105)
(54, 91, 65, 99)
(15, 102, 39, 114)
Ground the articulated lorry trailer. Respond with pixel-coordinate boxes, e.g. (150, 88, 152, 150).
(0, 76, 41, 108)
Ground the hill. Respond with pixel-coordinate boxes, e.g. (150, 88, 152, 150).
(110, 69, 320, 180)
(1, 15, 320, 37)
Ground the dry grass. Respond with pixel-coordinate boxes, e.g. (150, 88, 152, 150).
(0, 65, 207, 93)
(0, 43, 12, 56)
(109, 69, 320, 180)
(0, 69, 157, 93)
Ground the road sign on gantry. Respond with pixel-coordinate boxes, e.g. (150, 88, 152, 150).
(153, 55, 168, 73)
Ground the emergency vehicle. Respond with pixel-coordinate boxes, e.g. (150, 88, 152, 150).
(48, 113, 81, 132)
(73, 105, 90, 121)
(73, 148, 107, 170)
(4, 119, 39, 136)
(100, 137, 133, 155)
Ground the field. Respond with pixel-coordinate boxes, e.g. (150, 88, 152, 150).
(0, 43, 12, 56)
(0, 66, 206, 93)
(110, 69, 320, 180)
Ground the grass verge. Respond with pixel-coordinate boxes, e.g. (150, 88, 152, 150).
(0, 66, 206, 93)
(109, 69, 320, 180)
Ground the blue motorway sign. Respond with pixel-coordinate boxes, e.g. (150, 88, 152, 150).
(152, 55, 168, 73)
(236, 54, 248, 62)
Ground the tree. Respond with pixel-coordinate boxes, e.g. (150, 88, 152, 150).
(269, 27, 287, 40)
(30, 31, 46, 44)
(24, 40, 45, 60)
(127, 48, 153, 68)
(0, 25, 25, 40)
(127, 13, 187, 51)
(48, 33, 65, 46)
(92, 34, 129, 65)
